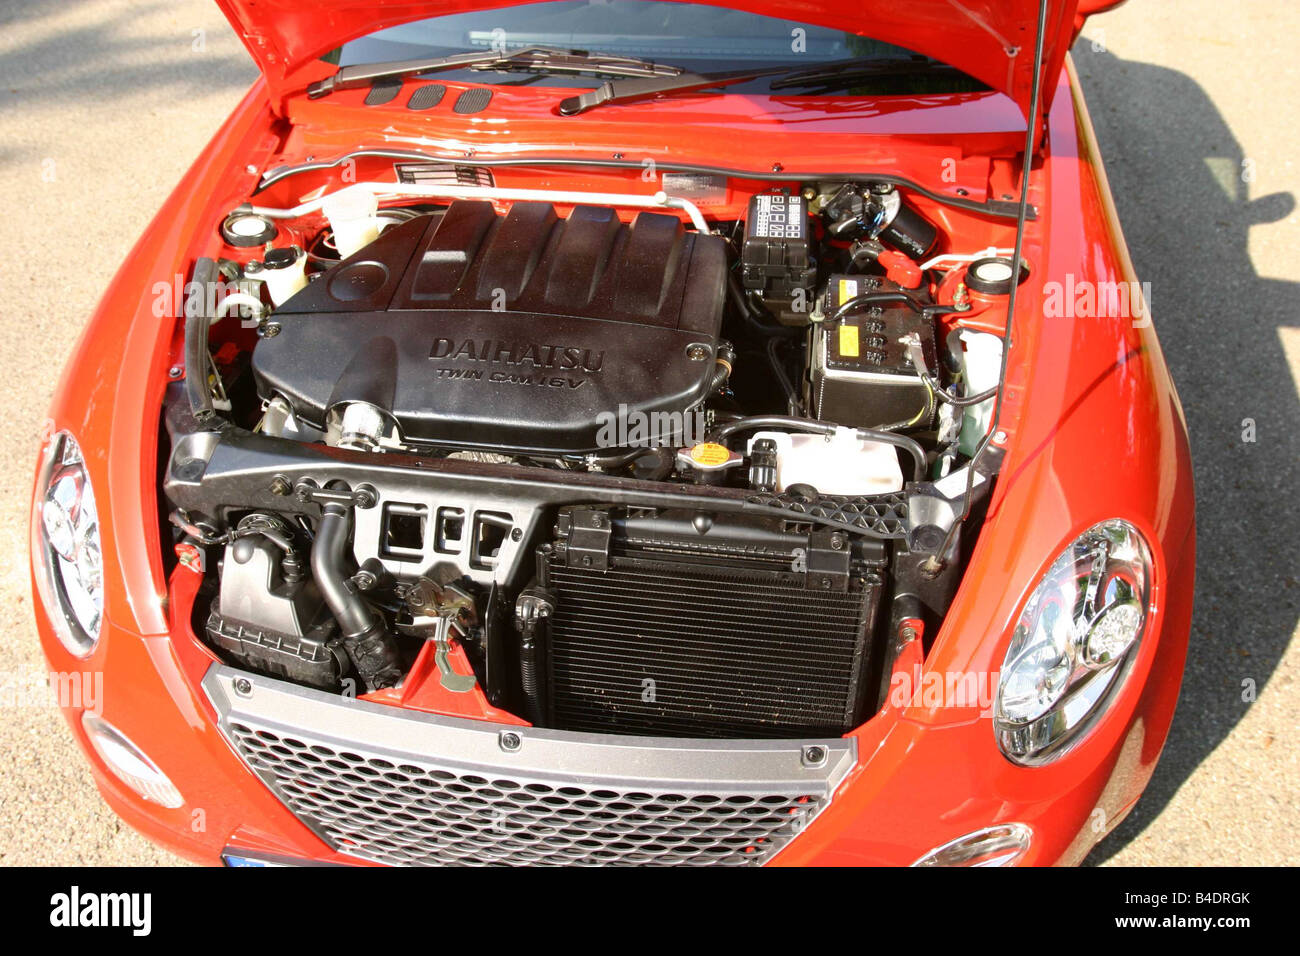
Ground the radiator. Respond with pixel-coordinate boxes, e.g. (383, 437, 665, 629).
(540, 507, 885, 739)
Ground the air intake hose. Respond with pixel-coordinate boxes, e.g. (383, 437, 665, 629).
(312, 490, 402, 691)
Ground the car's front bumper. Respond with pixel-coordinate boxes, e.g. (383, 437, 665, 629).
(34, 518, 1193, 867)
(204, 664, 855, 866)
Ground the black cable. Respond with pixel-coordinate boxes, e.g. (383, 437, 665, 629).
(923, 377, 999, 408)
(765, 335, 803, 416)
(829, 290, 956, 322)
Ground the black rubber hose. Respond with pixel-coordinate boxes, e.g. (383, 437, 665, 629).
(710, 414, 928, 482)
(312, 500, 377, 638)
(709, 342, 735, 395)
(634, 446, 676, 481)
(727, 271, 800, 339)
(312, 492, 402, 690)
(573, 446, 675, 477)
(514, 586, 553, 724)
(575, 448, 645, 468)
(183, 257, 218, 422)
(726, 267, 804, 412)
(709, 361, 731, 394)
(726, 269, 753, 318)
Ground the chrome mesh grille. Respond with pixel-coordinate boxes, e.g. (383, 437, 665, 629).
(229, 723, 821, 865)
(205, 666, 853, 867)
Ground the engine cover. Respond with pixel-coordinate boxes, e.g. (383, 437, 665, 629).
(253, 200, 728, 453)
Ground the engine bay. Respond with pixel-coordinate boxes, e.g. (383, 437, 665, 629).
(164, 163, 1026, 739)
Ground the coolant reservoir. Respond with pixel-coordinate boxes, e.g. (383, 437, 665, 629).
(957, 330, 1003, 456)
(746, 427, 903, 495)
(260, 246, 308, 306)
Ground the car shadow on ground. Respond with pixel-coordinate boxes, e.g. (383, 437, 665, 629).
(1072, 41, 1298, 863)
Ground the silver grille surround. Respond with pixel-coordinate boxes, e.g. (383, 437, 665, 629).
(203, 665, 855, 866)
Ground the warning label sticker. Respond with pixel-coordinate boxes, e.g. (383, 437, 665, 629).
(688, 442, 733, 467)
(838, 324, 860, 358)
(751, 194, 805, 239)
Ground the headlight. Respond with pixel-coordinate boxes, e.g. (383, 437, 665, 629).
(32, 431, 104, 656)
(995, 520, 1151, 764)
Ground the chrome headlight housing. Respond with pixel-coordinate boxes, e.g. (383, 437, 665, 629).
(995, 520, 1152, 764)
(32, 431, 104, 656)
(82, 713, 183, 808)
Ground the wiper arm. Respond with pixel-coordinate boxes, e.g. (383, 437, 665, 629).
(558, 66, 796, 116)
(559, 56, 968, 115)
(308, 46, 683, 99)
(768, 56, 968, 91)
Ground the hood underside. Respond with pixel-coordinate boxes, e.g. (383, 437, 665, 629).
(216, 0, 1081, 118)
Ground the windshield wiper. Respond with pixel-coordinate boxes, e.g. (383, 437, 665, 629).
(308, 46, 683, 99)
(769, 56, 972, 92)
(559, 56, 968, 115)
(559, 66, 791, 115)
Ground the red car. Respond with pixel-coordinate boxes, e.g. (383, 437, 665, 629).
(30, 0, 1193, 867)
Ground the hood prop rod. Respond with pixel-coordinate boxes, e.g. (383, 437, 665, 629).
(926, 0, 1050, 573)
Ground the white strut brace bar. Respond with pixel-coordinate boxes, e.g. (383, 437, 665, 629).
(243, 181, 713, 234)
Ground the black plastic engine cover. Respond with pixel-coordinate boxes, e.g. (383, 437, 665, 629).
(253, 200, 728, 453)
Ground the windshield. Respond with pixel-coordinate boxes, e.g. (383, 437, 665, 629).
(331, 1, 977, 91)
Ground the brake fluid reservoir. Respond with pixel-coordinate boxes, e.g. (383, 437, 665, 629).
(746, 427, 903, 495)
(322, 189, 380, 258)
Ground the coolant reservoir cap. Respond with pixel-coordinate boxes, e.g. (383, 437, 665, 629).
(678, 442, 742, 471)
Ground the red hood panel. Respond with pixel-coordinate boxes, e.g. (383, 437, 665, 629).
(217, 0, 1079, 117)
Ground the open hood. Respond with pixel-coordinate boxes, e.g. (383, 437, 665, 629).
(217, 0, 1084, 118)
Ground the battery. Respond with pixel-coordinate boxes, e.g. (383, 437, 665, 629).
(809, 275, 937, 429)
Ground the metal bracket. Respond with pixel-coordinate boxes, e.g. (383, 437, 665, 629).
(290, 478, 377, 510)
(402, 577, 478, 693)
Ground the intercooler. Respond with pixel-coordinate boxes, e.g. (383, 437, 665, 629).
(539, 508, 886, 739)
